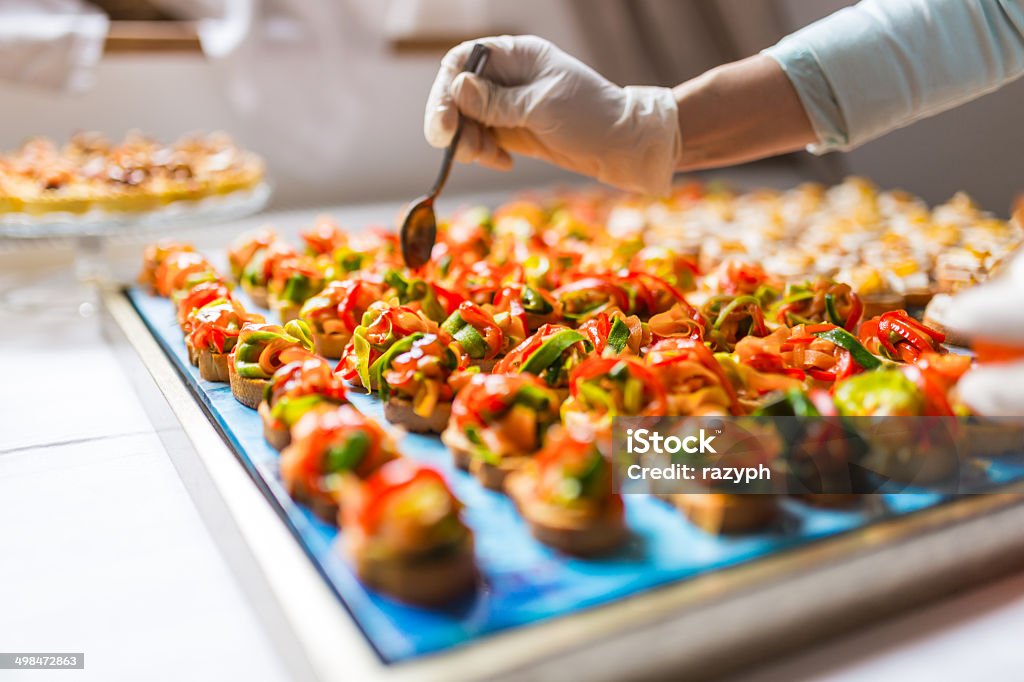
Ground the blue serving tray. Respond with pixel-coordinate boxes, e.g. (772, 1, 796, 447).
(126, 287, 1024, 664)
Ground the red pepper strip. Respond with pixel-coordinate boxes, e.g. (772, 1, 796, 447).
(844, 293, 864, 332)
(751, 306, 769, 336)
(580, 314, 612, 354)
(432, 282, 466, 317)
(338, 281, 365, 332)
(835, 349, 860, 381)
(807, 368, 837, 382)
(744, 352, 785, 374)
(784, 368, 807, 380)
(874, 317, 902, 357)
(888, 309, 946, 343)
(884, 312, 937, 354)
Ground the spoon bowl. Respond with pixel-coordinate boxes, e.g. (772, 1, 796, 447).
(399, 196, 437, 269)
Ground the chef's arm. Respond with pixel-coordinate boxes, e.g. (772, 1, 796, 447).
(673, 55, 815, 171)
(678, 0, 1024, 171)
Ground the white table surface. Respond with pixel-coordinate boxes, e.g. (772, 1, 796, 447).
(3, 183, 1024, 682)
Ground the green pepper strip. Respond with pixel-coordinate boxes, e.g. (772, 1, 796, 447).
(814, 328, 882, 370)
(713, 295, 761, 330)
(324, 431, 370, 472)
(521, 286, 553, 315)
(514, 384, 552, 411)
(371, 333, 422, 398)
(824, 293, 844, 327)
(520, 330, 587, 376)
(752, 387, 820, 417)
(607, 317, 631, 354)
(441, 312, 489, 359)
(284, 319, 314, 350)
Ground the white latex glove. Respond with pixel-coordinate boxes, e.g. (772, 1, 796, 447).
(424, 35, 682, 197)
(945, 249, 1024, 417)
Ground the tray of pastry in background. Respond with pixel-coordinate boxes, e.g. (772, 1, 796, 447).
(0, 131, 268, 237)
(114, 179, 1024, 671)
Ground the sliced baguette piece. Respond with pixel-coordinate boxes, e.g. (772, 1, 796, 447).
(272, 300, 302, 323)
(283, 476, 339, 524)
(440, 429, 473, 470)
(198, 350, 231, 383)
(228, 362, 268, 409)
(671, 493, 777, 535)
(352, 535, 477, 607)
(258, 401, 291, 451)
(186, 339, 200, 366)
(244, 286, 269, 309)
(470, 455, 532, 492)
(383, 397, 451, 434)
(507, 474, 627, 556)
(963, 420, 1024, 458)
(311, 330, 349, 359)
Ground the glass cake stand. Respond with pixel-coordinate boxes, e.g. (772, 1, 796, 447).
(0, 183, 271, 315)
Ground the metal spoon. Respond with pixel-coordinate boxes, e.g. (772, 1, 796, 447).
(400, 43, 491, 269)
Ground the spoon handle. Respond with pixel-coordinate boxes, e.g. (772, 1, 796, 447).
(429, 43, 491, 198)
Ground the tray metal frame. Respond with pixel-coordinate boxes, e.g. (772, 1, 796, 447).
(102, 286, 1024, 682)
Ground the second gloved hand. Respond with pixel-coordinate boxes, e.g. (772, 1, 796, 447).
(424, 35, 682, 196)
(945, 248, 1024, 418)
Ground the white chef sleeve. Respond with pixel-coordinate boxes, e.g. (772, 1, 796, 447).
(762, 0, 1024, 154)
(0, 0, 108, 92)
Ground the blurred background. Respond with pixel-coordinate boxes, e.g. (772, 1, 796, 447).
(2, 0, 1022, 214)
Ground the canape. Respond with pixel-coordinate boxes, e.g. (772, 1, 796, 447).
(228, 320, 314, 408)
(495, 324, 594, 395)
(279, 404, 398, 521)
(577, 311, 650, 357)
(336, 302, 436, 391)
(440, 301, 506, 372)
(267, 255, 325, 322)
(259, 350, 349, 450)
(561, 357, 668, 430)
(228, 227, 278, 281)
(441, 373, 560, 488)
(176, 279, 232, 333)
(383, 268, 464, 324)
(646, 337, 741, 416)
(238, 240, 297, 308)
(506, 427, 627, 556)
(139, 240, 195, 293)
(342, 459, 477, 606)
(188, 298, 264, 379)
(153, 250, 218, 298)
(768, 278, 863, 331)
(668, 494, 779, 535)
(300, 278, 388, 358)
(700, 293, 770, 353)
(376, 332, 462, 433)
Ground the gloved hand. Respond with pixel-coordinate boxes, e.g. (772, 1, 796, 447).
(424, 35, 682, 196)
(946, 249, 1024, 417)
